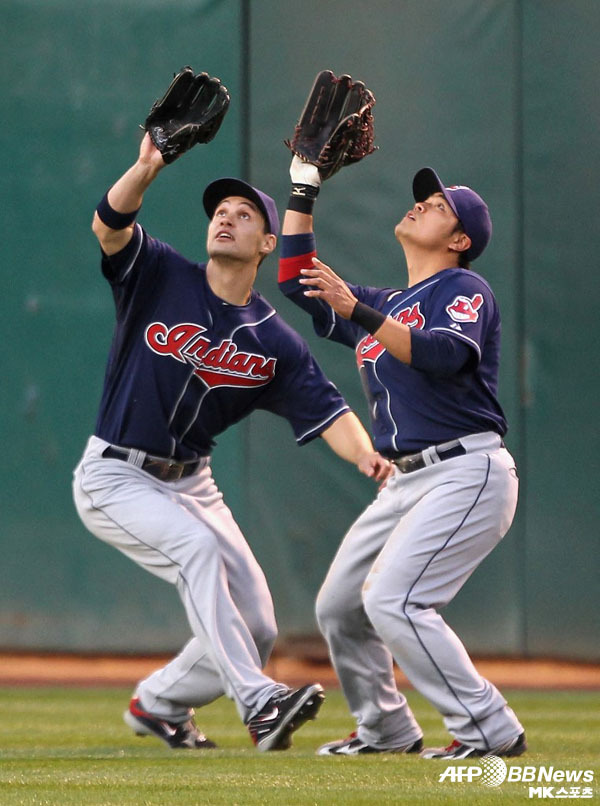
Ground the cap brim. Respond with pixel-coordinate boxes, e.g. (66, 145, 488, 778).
(203, 178, 274, 232)
(412, 167, 459, 220)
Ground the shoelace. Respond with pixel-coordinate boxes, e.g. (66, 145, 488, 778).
(444, 739, 462, 752)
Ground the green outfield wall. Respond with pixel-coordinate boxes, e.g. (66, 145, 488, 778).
(1, 0, 598, 660)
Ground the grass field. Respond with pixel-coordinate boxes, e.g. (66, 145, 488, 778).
(0, 687, 598, 805)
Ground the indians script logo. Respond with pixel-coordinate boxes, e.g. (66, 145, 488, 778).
(145, 322, 277, 389)
(356, 302, 425, 368)
(446, 293, 484, 323)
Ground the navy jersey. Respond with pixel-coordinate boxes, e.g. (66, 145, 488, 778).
(279, 233, 507, 456)
(95, 224, 350, 461)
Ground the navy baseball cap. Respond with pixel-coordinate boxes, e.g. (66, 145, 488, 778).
(203, 178, 280, 235)
(412, 167, 492, 261)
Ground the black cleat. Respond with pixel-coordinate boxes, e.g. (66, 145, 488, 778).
(123, 697, 217, 749)
(247, 683, 325, 752)
(420, 731, 527, 759)
(317, 731, 423, 756)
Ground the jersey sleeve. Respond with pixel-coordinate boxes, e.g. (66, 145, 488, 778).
(409, 329, 473, 376)
(100, 223, 148, 284)
(421, 272, 499, 365)
(259, 318, 350, 444)
(99, 225, 172, 316)
(278, 233, 390, 348)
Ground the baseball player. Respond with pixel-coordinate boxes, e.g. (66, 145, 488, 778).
(277, 154, 527, 759)
(72, 124, 391, 752)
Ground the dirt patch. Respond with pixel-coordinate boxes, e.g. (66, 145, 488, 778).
(0, 652, 598, 690)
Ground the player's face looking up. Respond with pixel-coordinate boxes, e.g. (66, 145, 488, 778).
(395, 192, 470, 258)
(207, 196, 275, 265)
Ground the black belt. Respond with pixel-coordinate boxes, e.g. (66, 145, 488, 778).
(102, 446, 201, 482)
(391, 440, 466, 474)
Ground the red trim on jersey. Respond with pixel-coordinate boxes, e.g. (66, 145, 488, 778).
(278, 252, 317, 282)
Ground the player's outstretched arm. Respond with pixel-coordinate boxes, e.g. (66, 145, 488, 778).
(301, 257, 413, 365)
(93, 67, 230, 256)
(281, 156, 321, 237)
(92, 133, 166, 256)
(320, 412, 392, 483)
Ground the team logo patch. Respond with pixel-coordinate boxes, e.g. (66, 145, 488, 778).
(356, 302, 425, 367)
(145, 322, 276, 388)
(396, 302, 426, 329)
(446, 293, 484, 323)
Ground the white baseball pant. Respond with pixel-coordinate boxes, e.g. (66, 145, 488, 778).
(73, 435, 287, 723)
(316, 431, 523, 751)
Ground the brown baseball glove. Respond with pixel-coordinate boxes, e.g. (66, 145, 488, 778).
(285, 70, 377, 180)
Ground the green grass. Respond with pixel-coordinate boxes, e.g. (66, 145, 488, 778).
(0, 687, 598, 805)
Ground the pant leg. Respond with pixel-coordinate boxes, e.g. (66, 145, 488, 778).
(136, 469, 278, 716)
(362, 447, 523, 750)
(137, 637, 222, 715)
(73, 436, 284, 723)
(176, 467, 278, 669)
(315, 481, 423, 749)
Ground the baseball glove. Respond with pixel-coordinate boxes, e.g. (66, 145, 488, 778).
(285, 70, 376, 180)
(144, 67, 230, 164)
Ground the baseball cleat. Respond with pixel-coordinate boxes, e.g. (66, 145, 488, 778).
(420, 731, 527, 759)
(317, 731, 423, 756)
(123, 697, 217, 749)
(247, 683, 325, 752)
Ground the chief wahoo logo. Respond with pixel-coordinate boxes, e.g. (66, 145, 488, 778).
(446, 293, 484, 323)
(357, 302, 425, 367)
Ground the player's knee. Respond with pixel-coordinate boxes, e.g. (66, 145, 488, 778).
(316, 561, 373, 638)
(361, 583, 382, 628)
(316, 586, 361, 638)
(362, 579, 411, 637)
(315, 587, 344, 633)
(315, 589, 332, 631)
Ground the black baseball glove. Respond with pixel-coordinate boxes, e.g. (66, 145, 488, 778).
(144, 67, 230, 164)
(285, 70, 377, 180)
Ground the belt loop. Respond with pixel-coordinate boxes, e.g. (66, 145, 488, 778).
(127, 449, 146, 468)
(422, 446, 438, 467)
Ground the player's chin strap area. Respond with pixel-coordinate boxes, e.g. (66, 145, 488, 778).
(102, 444, 208, 482)
(391, 432, 504, 474)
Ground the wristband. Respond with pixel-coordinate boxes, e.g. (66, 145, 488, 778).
(96, 191, 141, 230)
(287, 183, 320, 215)
(350, 301, 387, 335)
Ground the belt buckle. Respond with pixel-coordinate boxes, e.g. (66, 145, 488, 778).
(164, 461, 184, 482)
(145, 458, 184, 482)
(405, 454, 424, 473)
(395, 453, 425, 474)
